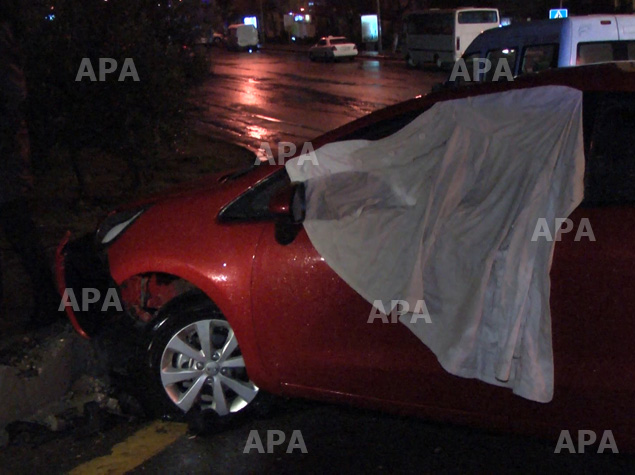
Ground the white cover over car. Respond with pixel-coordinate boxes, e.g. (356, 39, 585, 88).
(228, 24, 258, 48)
(286, 86, 585, 402)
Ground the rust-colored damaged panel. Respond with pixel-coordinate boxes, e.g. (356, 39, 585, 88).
(119, 274, 194, 323)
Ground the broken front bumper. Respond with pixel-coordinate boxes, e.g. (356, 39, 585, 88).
(55, 232, 122, 339)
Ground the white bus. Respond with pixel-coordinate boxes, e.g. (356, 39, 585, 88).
(404, 8, 500, 68)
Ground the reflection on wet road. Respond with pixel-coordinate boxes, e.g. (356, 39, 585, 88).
(191, 50, 446, 152)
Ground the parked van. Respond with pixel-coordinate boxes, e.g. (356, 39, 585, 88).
(451, 14, 635, 83)
(226, 24, 259, 52)
(404, 8, 500, 68)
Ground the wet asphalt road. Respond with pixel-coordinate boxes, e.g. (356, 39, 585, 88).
(190, 48, 446, 153)
(130, 402, 635, 475)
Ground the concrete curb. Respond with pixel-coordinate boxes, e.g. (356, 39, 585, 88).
(0, 325, 100, 438)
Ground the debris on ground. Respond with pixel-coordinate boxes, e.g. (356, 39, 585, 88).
(0, 323, 145, 447)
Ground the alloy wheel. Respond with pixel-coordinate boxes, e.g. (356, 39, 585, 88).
(159, 319, 259, 415)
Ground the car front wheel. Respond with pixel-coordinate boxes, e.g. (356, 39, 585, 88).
(147, 294, 262, 419)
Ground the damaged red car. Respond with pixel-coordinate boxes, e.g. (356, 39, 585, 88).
(57, 62, 635, 449)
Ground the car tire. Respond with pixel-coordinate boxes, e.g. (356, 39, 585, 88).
(309, 52, 315, 61)
(406, 55, 418, 69)
(144, 292, 268, 424)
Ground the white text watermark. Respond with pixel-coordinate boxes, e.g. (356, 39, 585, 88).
(531, 218, 595, 242)
(449, 58, 513, 82)
(58, 288, 123, 312)
(243, 430, 307, 454)
(555, 429, 618, 453)
(368, 300, 432, 324)
(255, 141, 318, 166)
(76, 58, 140, 82)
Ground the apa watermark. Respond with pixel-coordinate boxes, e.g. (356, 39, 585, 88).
(76, 58, 140, 82)
(449, 58, 513, 82)
(554, 429, 619, 453)
(255, 141, 318, 166)
(368, 300, 432, 324)
(531, 218, 595, 242)
(58, 288, 123, 312)
(243, 430, 308, 454)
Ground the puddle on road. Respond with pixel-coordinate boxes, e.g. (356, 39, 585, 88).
(360, 60, 381, 69)
(253, 113, 282, 123)
(246, 124, 270, 141)
(280, 72, 357, 86)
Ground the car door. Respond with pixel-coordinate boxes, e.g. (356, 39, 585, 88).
(315, 38, 327, 56)
(251, 221, 499, 412)
(250, 108, 498, 414)
(471, 91, 635, 441)
(553, 91, 635, 412)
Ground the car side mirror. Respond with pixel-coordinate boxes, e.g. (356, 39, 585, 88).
(269, 183, 306, 223)
(269, 183, 306, 245)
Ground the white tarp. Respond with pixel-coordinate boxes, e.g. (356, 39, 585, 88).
(286, 86, 585, 402)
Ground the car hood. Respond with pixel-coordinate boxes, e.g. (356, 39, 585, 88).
(110, 164, 277, 215)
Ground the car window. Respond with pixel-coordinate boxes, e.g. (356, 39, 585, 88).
(219, 169, 290, 222)
(458, 10, 498, 24)
(521, 44, 558, 74)
(407, 13, 453, 35)
(584, 93, 635, 205)
(577, 41, 635, 65)
(330, 38, 351, 45)
(455, 52, 480, 83)
(219, 108, 430, 222)
(338, 108, 429, 142)
(484, 48, 517, 81)
(318, 39, 327, 46)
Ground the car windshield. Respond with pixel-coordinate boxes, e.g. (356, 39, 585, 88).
(331, 38, 351, 45)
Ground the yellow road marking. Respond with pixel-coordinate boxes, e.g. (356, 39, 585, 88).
(69, 421, 187, 475)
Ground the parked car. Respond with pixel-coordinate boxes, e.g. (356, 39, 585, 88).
(309, 36, 358, 61)
(447, 14, 635, 84)
(193, 36, 210, 47)
(57, 62, 635, 449)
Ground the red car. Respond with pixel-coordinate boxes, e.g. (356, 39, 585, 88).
(57, 62, 635, 449)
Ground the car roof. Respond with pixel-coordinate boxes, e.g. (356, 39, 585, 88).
(465, 20, 563, 54)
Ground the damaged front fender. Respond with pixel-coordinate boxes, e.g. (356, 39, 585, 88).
(56, 232, 196, 339)
(55, 232, 120, 339)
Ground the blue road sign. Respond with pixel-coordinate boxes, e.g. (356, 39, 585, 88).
(549, 9, 568, 19)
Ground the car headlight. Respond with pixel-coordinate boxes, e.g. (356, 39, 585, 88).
(95, 206, 148, 246)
